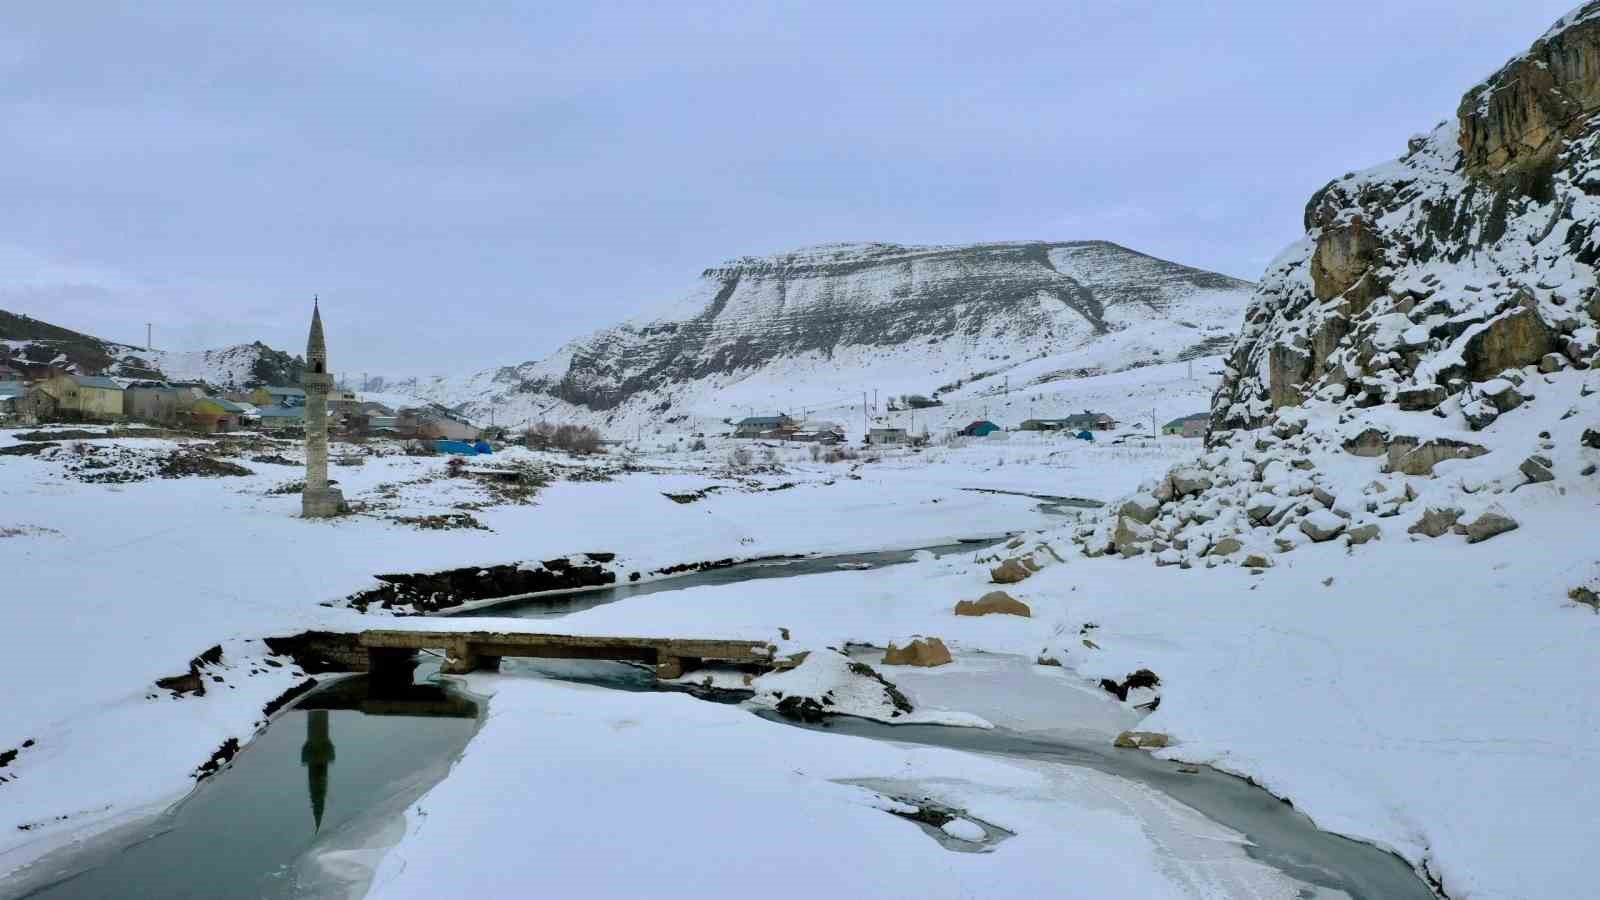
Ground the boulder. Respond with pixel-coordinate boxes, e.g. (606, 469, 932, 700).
(1539, 353, 1568, 373)
(1119, 493, 1162, 525)
(1242, 553, 1274, 569)
(1461, 307, 1558, 380)
(1461, 397, 1501, 430)
(1393, 438, 1489, 476)
(1312, 486, 1336, 509)
(1343, 428, 1390, 457)
(1247, 493, 1278, 524)
(1481, 378, 1526, 413)
(882, 637, 953, 667)
(1396, 384, 1447, 411)
(1346, 523, 1382, 546)
(1114, 731, 1171, 750)
(1520, 454, 1555, 483)
(1584, 428, 1600, 449)
(1207, 536, 1244, 557)
(954, 590, 1032, 618)
(1111, 515, 1153, 557)
(1170, 469, 1213, 497)
(1457, 510, 1520, 543)
(989, 558, 1033, 584)
(1299, 509, 1348, 542)
(1409, 506, 1463, 538)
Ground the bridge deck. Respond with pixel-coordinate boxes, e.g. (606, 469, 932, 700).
(359, 629, 776, 679)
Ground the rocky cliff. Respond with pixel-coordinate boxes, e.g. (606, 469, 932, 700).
(418, 240, 1253, 426)
(1066, 3, 1600, 573)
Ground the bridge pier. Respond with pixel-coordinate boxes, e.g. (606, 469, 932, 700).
(655, 655, 701, 680)
(441, 640, 480, 675)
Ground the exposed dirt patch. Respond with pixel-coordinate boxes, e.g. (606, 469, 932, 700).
(0, 442, 57, 457)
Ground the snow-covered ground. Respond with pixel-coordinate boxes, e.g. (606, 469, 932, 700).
(361, 674, 1305, 900)
(0, 426, 1140, 885)
(3, 401, 1593, 899)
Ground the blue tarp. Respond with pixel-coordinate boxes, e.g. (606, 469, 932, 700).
(474, 440, 492, 454)
(436, 440, 479, 456)
(1076, 430, 1094, 441)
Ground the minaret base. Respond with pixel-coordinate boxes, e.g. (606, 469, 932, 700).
(302, 487, 347, 519)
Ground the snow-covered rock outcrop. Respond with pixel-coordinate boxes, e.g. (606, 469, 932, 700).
(1074, 3, 1600, 571)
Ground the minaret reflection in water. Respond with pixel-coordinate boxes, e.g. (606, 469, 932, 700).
(299, 709, 336, 832)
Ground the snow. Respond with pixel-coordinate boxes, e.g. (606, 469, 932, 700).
(362, 675, 1304, 900)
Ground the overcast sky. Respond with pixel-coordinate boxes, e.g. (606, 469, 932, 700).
(0, 2, 1577, 378)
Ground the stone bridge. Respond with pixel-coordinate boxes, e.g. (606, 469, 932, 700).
(357, 629, 776, 680)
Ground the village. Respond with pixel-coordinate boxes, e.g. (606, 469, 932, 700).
(0, 349, 1211, 453)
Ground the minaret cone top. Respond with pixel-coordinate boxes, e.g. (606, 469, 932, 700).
(307, 297, 327, 370)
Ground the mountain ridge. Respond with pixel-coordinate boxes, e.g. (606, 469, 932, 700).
(411, 239, 1255, 432)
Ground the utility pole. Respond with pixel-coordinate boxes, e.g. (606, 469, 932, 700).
(863, 391, 869, 435)
(146, 323, 152, 351)
(873, 389, 878, 416)
(1151, 407, 1157, 439)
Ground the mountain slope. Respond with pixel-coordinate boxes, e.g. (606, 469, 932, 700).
(413, 240, 1254, 434)
(0, 309, 303, 387)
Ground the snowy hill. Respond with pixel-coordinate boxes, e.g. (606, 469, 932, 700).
(404, 240, 1254, 436)
(0, 308, 302, 387)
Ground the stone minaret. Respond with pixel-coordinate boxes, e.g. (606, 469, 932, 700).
(302, 298, 346, 517)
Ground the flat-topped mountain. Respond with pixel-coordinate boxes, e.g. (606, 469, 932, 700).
(414, 240, 1254, 430)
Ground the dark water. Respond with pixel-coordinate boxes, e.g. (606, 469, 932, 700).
(458, 538, 1007, 620)
(10, 679, 479, 900)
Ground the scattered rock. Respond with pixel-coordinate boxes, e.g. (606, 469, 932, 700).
(882, 637, 953, 667)
(1207, 537, 1244, 557)
(989, 558, 1033, 584)
(1392, 438, 1489, 476)
(1583, 428, 1600, 449)
(1520, 454, 1555, 483)
(1114, 731, 1171, 750)
(1346, 523, 1382, 546)
(1456, 509, 1520, 543)
(1170, 469, 1213, 497)
(1539, 352, 1568, 373)
(954, 590, 1031, 618)
(1299, 509, 1347, 542)
(1408, 507, 1463, 538)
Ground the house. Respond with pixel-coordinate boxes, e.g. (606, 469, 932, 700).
(256, 404, 306, 432)
(867, 426, 909, 445)
(0, 381, 24, 421)
(1020, 418, 1078, 431)
(123, 382, 198, 425)
(367, 414, 400, 434)
(398, 406, 479, 441)
(1162, 413, 1210, 438)
(1060, 411, 1117, 431)
(37, 372, 125, 422)
(190, 397, 247, 433)
(733, 414, 795, 438)
(250, 385, 306, 408)
(786, 420, 844, 443)
(6, 386, 58, 424)
(959, 420, 1001, 437)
